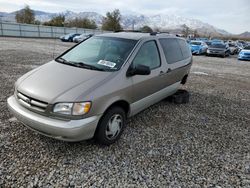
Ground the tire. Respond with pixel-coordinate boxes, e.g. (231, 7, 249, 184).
(171, 89, 190, 104)
(95, 107, 126, 145)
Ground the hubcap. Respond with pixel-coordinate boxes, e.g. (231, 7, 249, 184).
(105, 114, 122, 140)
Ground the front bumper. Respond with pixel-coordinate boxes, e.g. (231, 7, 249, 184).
(191, 49, 201, 54)
(207, 51, 225, 56)
(238, 55, 250, 61)
(7, 96, 101, 141)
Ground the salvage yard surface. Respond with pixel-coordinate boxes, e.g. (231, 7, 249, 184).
(0, 37, 250, 187)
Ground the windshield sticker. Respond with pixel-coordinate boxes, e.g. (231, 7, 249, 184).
(97, 60, 116, 68)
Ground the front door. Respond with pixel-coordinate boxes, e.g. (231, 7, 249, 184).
(129, 40, 167, 115)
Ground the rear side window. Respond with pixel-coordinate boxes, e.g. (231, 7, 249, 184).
(178, 39, 192, 59)
(159, 38, 183, 64)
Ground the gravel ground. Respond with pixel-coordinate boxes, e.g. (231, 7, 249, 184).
(0, 37, 250, 187)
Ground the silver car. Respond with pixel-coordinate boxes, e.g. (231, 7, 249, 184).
(73, 33, 94, 43)
(7, 32, 192, 145)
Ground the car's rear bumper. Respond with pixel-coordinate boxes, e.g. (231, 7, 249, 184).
(7, 96, 101, 142)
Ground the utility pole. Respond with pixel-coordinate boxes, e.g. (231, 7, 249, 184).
(0, 16, 3, 36)
(132, 20, 135, 31)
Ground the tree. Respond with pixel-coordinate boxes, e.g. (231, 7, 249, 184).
(140, 25, 153, 33)
(34, 20, 41, 25)
(181, 24, 190, 37)
(102, 9, 122, 31)
(193, 29, 199, 38)
(43, 15, 65, 27)
(15, 5, 35, 24)
(65, 18, 97, 29)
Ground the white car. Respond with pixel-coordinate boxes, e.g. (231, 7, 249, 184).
(228, 43, 238, 55)
(73, 34, 94, 43)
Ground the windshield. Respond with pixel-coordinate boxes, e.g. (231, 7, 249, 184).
(210, 44, 226, 48)
(57, 36, 138, 71)
(244, 46, 250, 50)
(191, 42, 201, 45)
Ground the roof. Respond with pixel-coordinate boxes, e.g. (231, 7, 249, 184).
(98, 32, 174, 40)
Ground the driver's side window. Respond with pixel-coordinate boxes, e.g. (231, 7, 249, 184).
(133, 41, 161, 70)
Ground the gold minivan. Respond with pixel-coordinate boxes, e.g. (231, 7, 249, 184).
(7, 32, 192, 145)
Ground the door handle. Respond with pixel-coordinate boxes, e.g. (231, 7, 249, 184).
(166, 68, 172, 73)
(159, 71, 165, 76)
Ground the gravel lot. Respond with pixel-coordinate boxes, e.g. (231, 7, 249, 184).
(0, 37, 250, 187)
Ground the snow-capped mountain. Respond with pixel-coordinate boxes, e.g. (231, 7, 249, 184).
(0, 9, 231, 35)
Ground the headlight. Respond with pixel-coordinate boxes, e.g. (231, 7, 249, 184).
(53, 102, 91, 116)
(207, 49, 210, 53)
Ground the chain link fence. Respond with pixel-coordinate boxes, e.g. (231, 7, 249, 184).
(0, 22, 110, 38)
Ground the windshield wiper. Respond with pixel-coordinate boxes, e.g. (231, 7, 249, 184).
(55, 57, 73, 65)
(73, 62, 105, 71)
(56, 58, 104, 71)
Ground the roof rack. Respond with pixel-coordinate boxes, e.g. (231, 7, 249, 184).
(114, 30, 173, 36)
(150, 32, 170, 36)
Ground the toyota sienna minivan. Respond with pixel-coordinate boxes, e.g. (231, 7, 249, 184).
(7, 32, 192, 145)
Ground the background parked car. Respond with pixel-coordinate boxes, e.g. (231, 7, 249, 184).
(60, 33, 80, 42)
(211, 39, 224, 43)
(73, 34, 94, 43)
(228, 43, 238, 55)
(206, 43, 230, 58)
(205, 41, 212, 46)
(189, 41, 208, 55)
(236, 42, 244, 53)
(238, 46, 250, 61)
(237, 40, 247, 48)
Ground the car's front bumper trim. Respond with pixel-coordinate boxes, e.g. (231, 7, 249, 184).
(7, 96, 101, 141)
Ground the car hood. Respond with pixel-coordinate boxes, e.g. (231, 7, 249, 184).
(240, 49, 250, 53)
(17, 61, 113, 104)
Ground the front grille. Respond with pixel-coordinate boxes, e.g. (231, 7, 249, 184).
(17, 91, 48, 112)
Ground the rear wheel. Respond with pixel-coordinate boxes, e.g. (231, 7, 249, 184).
(95, 107, 126, 145)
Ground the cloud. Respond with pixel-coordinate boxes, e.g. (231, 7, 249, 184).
(0, 0, 249, 33)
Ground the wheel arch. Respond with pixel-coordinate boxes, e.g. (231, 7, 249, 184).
(181, 74, 188, 85)
(103, 100, 130, 118)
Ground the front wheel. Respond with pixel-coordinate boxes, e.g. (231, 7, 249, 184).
(95, 107, 126, 145)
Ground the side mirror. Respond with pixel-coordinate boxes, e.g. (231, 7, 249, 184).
(127, 64, 151, 76)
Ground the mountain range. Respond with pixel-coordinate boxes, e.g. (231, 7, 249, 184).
(0, 9, 249, 37)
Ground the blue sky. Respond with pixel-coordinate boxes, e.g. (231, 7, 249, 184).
(0, 0, 249, 34)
